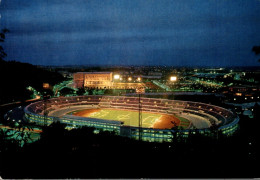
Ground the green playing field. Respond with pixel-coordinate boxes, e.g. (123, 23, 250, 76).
(85, 109, 161, 128)
(71, 108, 190, 129)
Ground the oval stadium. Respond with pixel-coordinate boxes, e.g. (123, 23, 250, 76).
(24, 95, 239, 142)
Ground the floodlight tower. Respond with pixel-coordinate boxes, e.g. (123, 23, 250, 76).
(136, 86, 145, 141)
(43, 83, 50, 126)
(170, 76, 177, 82)
(169, 76, 177, 91)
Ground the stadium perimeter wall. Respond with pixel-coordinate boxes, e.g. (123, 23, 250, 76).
(24, 95, 239, 142)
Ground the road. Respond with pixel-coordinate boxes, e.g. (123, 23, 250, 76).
(0, 95, 41, 107)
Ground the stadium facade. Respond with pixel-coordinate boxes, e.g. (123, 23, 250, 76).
(24, 95, 239, 142)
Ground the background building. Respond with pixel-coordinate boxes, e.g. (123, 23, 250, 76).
(73, 72, 113, 89)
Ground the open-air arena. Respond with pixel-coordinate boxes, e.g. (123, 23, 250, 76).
(24, 95, 239, 142)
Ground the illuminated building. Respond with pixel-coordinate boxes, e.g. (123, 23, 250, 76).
(73, 72, 113, 89)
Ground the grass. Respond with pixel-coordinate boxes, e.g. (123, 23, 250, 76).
(71, 109, 191, 129)
(84, 109, 161, 128)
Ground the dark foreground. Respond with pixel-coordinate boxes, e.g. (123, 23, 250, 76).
(0, 112, 259, 179)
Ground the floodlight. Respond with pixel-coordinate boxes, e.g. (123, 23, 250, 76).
(170, 76, 177, 81)
(114, 74, 120, 80)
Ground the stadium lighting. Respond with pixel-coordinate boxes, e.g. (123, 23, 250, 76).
(128, 77, 132, 81)
(170, 76, 177, 81)
(24, 95, 239, 141)
(137, 77, 141, 82)
(114, 74, 120, 80)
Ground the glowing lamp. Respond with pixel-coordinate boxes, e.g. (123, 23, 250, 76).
(114, 74, 120, 80)
(170, 76, 177, 81)
(43, 83, 50, 89)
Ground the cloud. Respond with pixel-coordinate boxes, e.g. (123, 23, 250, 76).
(1, 0, 260, 66)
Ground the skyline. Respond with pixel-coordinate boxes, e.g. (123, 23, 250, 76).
(0, 0, 260, 67)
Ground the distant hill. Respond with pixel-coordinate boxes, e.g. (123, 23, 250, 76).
(0, 60, 65, 104)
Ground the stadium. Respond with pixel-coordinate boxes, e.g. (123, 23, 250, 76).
(24, 95, 239, 142)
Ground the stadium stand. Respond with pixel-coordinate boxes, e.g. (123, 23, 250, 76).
(24, 95, 239, 142)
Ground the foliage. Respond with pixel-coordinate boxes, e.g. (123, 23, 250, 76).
(76, 87, 86, 95)
(0, 29, 65, 104)
(252, 45, 260, 62)
(59, 87, 75, 96)
(0, 29, 10, 61)
(0, 114, 258, 179)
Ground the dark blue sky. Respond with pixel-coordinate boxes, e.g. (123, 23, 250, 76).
(0, 0, 260, 66)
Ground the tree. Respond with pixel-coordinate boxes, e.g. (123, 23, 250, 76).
(76, 87, 85, 95)
(59, 87, 75, 96)
(0, 28, 65, 104)
(252, 46, 260, 62)
(0, 29, 10, 61)
(0, 128, 21, 152)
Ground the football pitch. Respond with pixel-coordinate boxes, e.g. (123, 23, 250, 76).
(72, 109, 189, 129)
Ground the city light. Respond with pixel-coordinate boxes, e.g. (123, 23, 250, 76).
(170, 76, 177, 81)
(43, 83, 50, 89)
(114, 74, 120, 80)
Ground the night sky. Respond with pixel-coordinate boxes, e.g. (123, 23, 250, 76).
(0, 0, 260, 67)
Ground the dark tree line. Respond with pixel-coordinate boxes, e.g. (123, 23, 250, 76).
(0, 29, 65, 104)
(0, 111, 259, 179)
(0, 29, 10, 61)
(252, 45, 260, 62)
